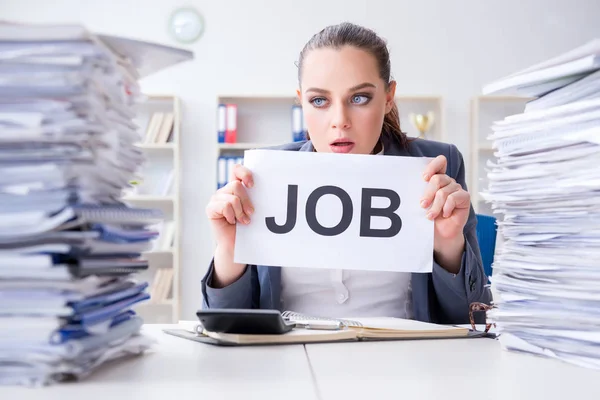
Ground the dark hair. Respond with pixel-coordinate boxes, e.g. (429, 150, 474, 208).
(297, 22, 408, 148)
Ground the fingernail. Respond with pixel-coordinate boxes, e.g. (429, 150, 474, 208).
(247, 180, 254, 188)
(426, 212, 434, 220)
(423, 173, 429, 181)
(420, 199, 429, 208)
(243, 216, 250, 224)
(246, 207, 254, 215)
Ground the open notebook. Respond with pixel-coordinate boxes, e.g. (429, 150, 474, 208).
(164, 312, 485, 346)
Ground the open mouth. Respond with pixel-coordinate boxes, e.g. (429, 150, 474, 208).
(329, 139, 355, 153)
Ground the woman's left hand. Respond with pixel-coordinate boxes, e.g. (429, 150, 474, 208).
(420, 155, 470, 272)
(421, 155, 470, 238)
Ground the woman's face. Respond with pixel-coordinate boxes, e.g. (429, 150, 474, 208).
(298, 45, 396, 155)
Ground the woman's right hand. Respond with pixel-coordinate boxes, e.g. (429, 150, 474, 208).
(205, 164, 255, 287)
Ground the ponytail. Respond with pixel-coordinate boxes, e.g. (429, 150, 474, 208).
(382, 101, 409, 148)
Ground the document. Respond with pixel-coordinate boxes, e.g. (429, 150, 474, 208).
(482, 39, 600, 97)
(234, 149, 433, 273)
(0, 20, 193, 387)
(481, 39, 600, 370)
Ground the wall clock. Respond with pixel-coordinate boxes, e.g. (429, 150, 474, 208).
(168, 7, 205, 44)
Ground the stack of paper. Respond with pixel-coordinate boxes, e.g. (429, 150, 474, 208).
(0, 21, 193, 386)
(481, 39, 600, 369)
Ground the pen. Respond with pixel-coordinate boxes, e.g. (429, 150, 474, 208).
(291, 319, 344, 331)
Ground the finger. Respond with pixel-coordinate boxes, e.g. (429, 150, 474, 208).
(222, 180, 254, 216)
(206, 198, 223, 219)
(421, 174, 454, 208)
(222, 202, 237, 225)
(423, 155, 447, 182)
(215, 192, 250, 224)
(442, 190, 471, 218)
(206, 194, 249, 224)
(231, 164, 254, 188)
(222, 193, 247, 223)
(206, 199, 237, 224)
(427, 182, 462, 220)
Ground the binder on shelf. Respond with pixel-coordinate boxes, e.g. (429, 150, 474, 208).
(291, 105, 306, 142)
(155, 112, 174, 144)
(226, 157, 236, 182)
(217, 156, 244, 189)
(217, 104, 226, 143)
(144, 112, 164, 143)
(217, 157, 227, 189)
(225, 104, 237, 143)
(143, 112, 174, 144)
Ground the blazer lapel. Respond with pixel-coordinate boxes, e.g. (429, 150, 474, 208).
(299, 140, 314, 152)
(381, 132, 412, 157)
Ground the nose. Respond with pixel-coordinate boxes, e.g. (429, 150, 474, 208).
(331, 104, 351, 130)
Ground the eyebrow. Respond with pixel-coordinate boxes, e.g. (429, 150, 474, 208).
(305, 82, 377, 94)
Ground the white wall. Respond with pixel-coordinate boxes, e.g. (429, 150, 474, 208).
(4, 0, 600, 319)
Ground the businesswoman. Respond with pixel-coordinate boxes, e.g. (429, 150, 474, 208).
(202, 22, 491, 324)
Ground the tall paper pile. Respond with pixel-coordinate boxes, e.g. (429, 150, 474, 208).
(0, 21, 193, 386)
(481, 39, 600, 369)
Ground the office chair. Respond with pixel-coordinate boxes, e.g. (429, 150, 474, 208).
(475, 214, 497, 282)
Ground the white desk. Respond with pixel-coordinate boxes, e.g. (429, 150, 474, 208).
(305, 337, 600, 400)
(3, 324, 600, 400)
(1, 324, 318, 400)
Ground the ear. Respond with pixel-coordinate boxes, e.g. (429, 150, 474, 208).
(385, 81, 397, 113)
(296, 88, 302, 105)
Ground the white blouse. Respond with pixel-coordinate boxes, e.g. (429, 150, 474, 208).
(280, 267, 413, 319)
(279, 142, 413, 319)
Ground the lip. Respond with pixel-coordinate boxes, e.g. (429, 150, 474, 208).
(329, 138, 355, 154)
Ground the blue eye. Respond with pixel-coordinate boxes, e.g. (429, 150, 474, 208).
(351, 95, 370, 104)
(310, 97, 327, 107)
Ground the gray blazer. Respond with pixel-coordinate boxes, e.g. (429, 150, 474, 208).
(201, 133, 492, 324)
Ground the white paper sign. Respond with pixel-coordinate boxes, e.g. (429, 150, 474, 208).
(234, 149, 434, 273)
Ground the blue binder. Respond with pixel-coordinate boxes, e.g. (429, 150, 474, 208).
(217, 104, 226, 143)
(475, 214, 497, 282)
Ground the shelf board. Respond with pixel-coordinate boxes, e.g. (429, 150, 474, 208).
(218, 142, 284, 150)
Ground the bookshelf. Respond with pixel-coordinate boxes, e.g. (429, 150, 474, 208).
(214, 95, 298, 189)
(214, 94, 445, 188)
(122, 94, 182, 324)
(469, 95, 530, 215)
